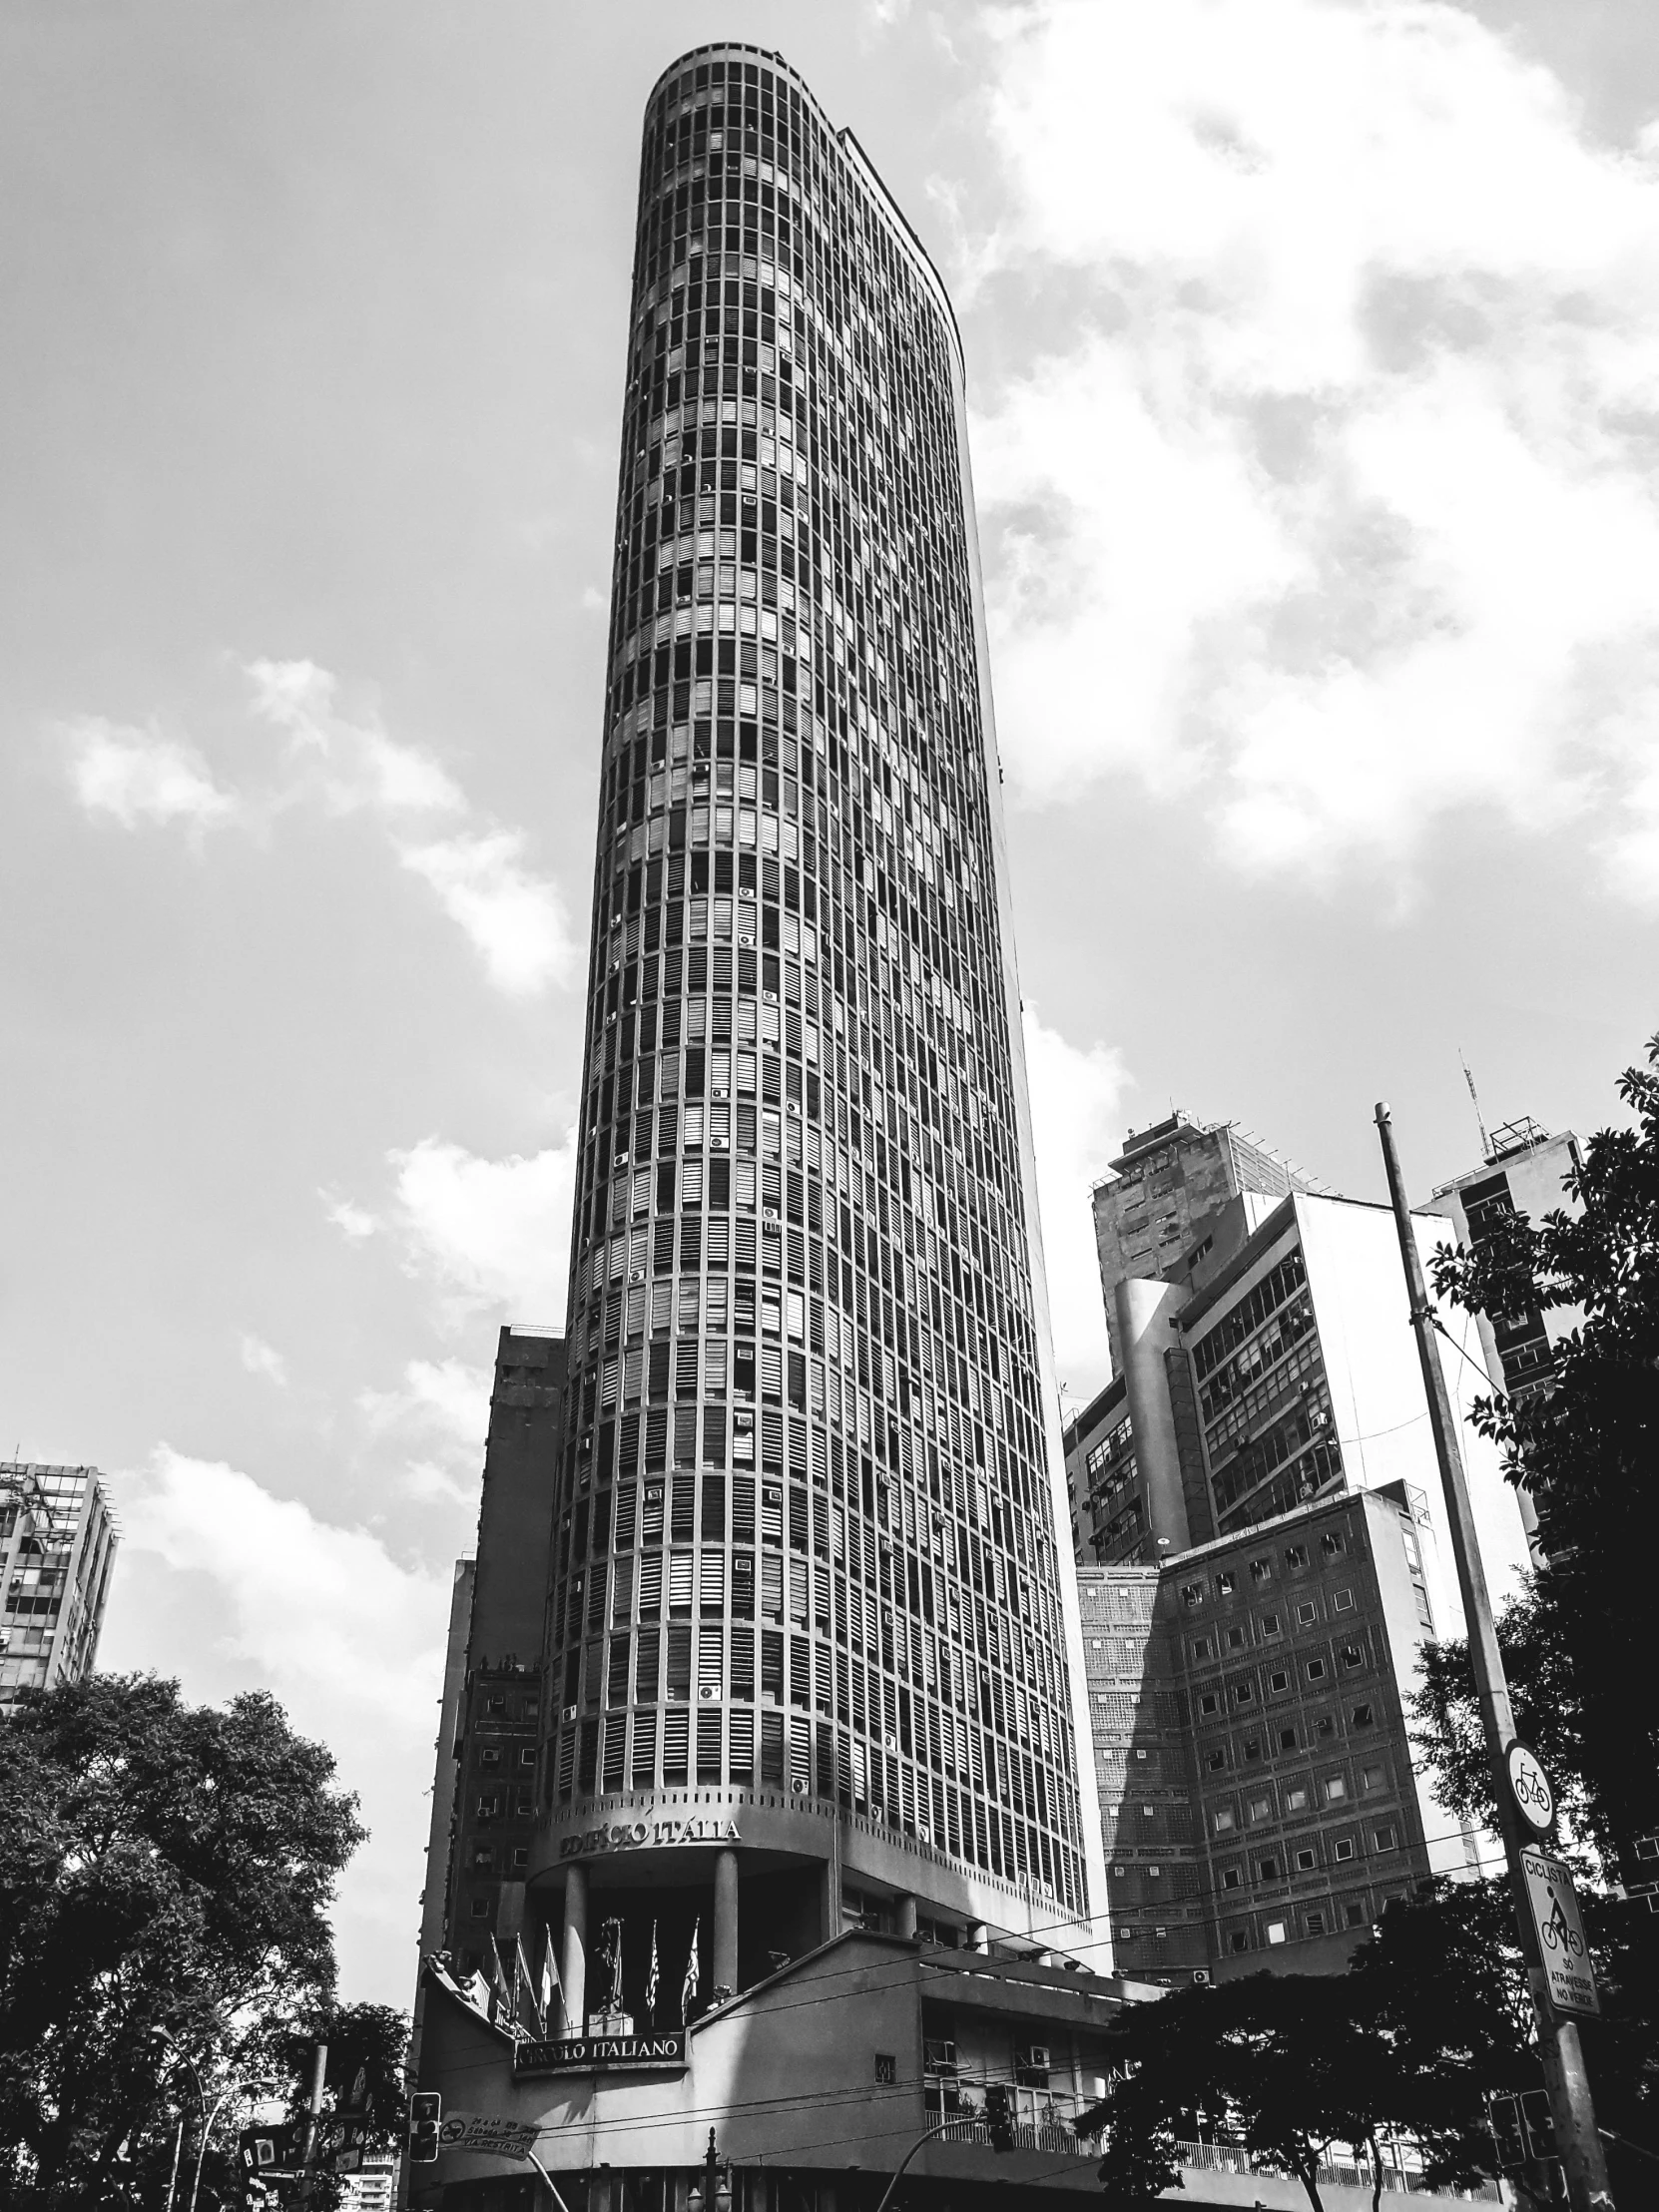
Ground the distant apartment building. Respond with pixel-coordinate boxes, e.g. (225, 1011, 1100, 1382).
(407, 1328, 566, 2121)
(1426, 1118, 1581, 1403)
(1091, 1113, 1326, 1375)
(1079, 1482, 1473, 1983)
(0, 1463, 119, 1707)
(339, 2152, 395, 2211)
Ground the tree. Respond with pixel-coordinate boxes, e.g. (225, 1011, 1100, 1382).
(1085, 1968, 1495, 2212)
(0, 1673, 364, 2208)
(1427, 1031, 1659, 1869)
(268, 2003, 410, 2212)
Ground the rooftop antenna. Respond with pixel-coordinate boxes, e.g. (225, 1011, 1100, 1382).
(1458, 1047, 1491, 1163)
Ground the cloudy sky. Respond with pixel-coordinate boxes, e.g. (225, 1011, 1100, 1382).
(3, 0, 1656, 2003)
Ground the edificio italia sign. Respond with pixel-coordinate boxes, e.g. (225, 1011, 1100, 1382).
(514, 2031, 688, 2075)
(558, 1812, 740, 1861)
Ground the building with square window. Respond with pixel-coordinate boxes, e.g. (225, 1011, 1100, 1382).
(1079, 1482, 1479, 1983)
(0, 1462, 119, 1708)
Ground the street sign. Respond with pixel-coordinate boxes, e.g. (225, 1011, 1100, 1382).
(238, 2122, 304, 2179)
(436, 2111, 542, 2161)
(1505, 1740, 1555, 1836)
(1521, 1850, 1599, 2016)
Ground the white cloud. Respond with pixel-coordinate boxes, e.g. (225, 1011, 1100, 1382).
(967, 0, 1659, 894)
(321, 1191, 378, 1244)
(358, 1356, 492, 1503)
(65, 719, 238, 833)
(239, 1333, 289, 1386)
(118, 1446, 452, 1991)
(389, 1132, 576, 1328)
(397, 830, 575, 996)
(1021, 1004, 1128, 1401)
(61, 658, 574, 995)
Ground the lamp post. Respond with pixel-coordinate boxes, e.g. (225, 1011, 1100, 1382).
(152, 2031, 204, 2212)
(187, 2079, 276, 2212)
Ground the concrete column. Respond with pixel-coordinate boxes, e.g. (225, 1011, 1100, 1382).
(714, 1849, 740, 1996)
(561, 1864, 588, 2032)
(894, 1894, 918, 1940)
(1116, 1276, 1193, 1553)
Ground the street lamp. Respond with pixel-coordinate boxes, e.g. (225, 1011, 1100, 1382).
(187, 2078, 276, 2212)
(152, 2030, 205, 2212)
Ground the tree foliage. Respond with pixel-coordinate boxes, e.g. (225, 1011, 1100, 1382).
(1086, 1945, 1500, 2212)
(0, 1673, 364, 2208)
(1427, 1031, 1659, 1867)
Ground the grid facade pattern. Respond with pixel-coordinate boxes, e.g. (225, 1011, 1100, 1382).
(0, 1463, 119, 1706)
(545, 44, 1084, 1915)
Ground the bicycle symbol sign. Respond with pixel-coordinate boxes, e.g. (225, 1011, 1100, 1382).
(1505, 1740, 1554, 1836)
(1521, 1851, 1598, 2017)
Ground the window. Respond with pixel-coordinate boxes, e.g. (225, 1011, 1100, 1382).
(1215, 1571, 1236, 1596)
(1306, 1911, 1326, 1936)
(1192, 1636, 1212, 1660)
(1285, 1784, 1310, 1813)
(1269, 1670, 1290, 1695)
(1213, 1807, 1236, 1834)
(1325, 1775, 1348, 1804)
(1262, 1611, 1281, 1636)
(479, 1747, 502, 1768)
(1181, 1583, 1204, 1608)
(1361, 1764, 1386, 1793)
(1333, 1589, 1355, 1612)
(1243, 1737, 1263, 1763)
(1266, 1920, 1288, 1944)
(1306, 1657, 1328, 1682)
(1250, 1557, 1273, 1583)
(1249, 1794, 1273, 1822)
(1230, 1930, 1252, 1953)
(1206, 1748, 1227, 1772)
(1321, 1531, 1345, 1558)
(1296, 1602, 1318, 1626)
(1279, 1726, 1298, 1751)
(1375, 1824, 1398, 1851)
(1344, 1900, 1367, 1929)
(1333, 1838, 1356, 1863)
(1257, 1855, 1280, 1881)
(1296, 1848, 1317, 1872)
(1351, 1702, 1375, 1729)
(1228, 1626, 1246, 1650)
(1200, 1692, 1220, 1718)
(512, 1846, 529, 1870)
(1285, 1544, 1308, 1568)
(1233, 1681, 1255, 1706)
(470, 1899, 491, 1920)
(1340, 1642, 1365, 1670)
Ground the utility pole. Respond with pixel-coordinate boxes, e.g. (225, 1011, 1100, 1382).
(295, 2042, 328, 2207)
(1375, 1103, 1614, 2212)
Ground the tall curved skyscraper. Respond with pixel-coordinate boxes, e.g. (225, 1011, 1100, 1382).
(535, 42, 1104, 2011)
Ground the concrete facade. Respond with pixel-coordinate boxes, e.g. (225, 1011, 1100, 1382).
(1079, 1487, 1478, 1986)
(1090, 1115, 1324, 1375)
(0, 1462, 119, 1708)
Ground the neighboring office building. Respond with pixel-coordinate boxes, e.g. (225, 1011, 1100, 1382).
(405, 1329, 566, 2145)
(0, 1462, 119, 1707)
(1064, 1131, 1534, 1988)
(340, 2153, 396, 2212)
(1091, 1113, 1326, 1375)
(1079, 1482, 1471, 1984)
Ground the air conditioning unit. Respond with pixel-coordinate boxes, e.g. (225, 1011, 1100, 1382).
(764, 988, 778, 1002)
(712, 1136, 729, 1149)
(714, 1086, 730, 1098)
(613, 1151, 630, 1169)
(882, 1731, 898, 1752)
(787, 1101, 801, 1116)
(1191, 1969, 1212, 1985)
(562, 1706, 578, 1723)
(1021, 2045, 1052, 2073)
(698, 1684, 720, 1702)
(924, 2039, 958, 2074)
(629, 1268, 645, 1284)
(739, 932, 756, 947)
(791, 1777, 810, 1795)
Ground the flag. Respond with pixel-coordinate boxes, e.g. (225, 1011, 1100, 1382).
(539, 1926, 563, 2030)
(488, 1938, 514, 2025)
(681, 1918, 701, 2025)
(514, 1936, 543, 2038)
(645, 1922, 660, 2027)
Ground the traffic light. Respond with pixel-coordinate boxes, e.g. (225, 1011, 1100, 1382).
(408, 2091, 441, 2163)
(1487, 2090, 1554, 2172)
(984, 2082, 1015, 2153)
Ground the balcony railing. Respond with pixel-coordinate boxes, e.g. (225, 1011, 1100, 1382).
(923, 2082, 1499, 2199)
